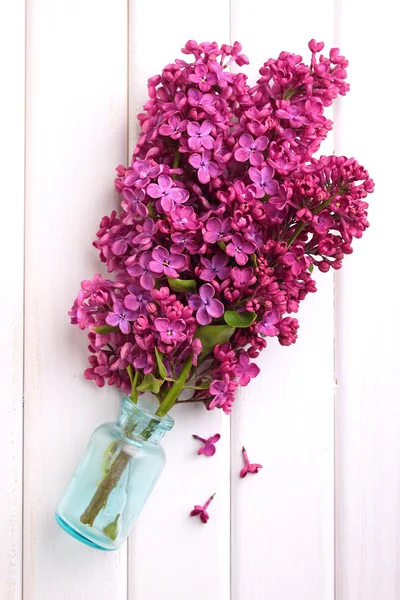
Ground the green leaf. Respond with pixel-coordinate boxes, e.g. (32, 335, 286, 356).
(136, 373, 164, 394)
(93, 325, 120, 334)
(185, 381, 211, 390)
(101, 441, 119, 475)
(154, 347, 167, 379)
(154, 348, 175, 382)
(167, 277, 197, 293)
(224, 310, 257, 328)
(252, 253, 258, 268)
(308, 264, 314, 273)
(103, 514, 120, 541)
(217, 240, 226, 251)
(195, 324, 235, 359)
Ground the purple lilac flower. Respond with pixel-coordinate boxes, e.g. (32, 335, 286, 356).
(193, 433, 221, 456)
(234, 133, 268, 166)
(188, 150, 220, 184)
(257, 309, 280, 336)
(203, 217, 231, 244)
(265, 192, 288, 222)
(149, 246, 186, 278)
(231, 266, 256, 287)
(282, 246, 310, 276)
(170, 231, 200, 254)
(189, 64, 218, 91)
(111, 230, 134, 256)
(131, 218, 157, 250)
(154, 318, 186, 344)
(248, 166, 279, 198)
(159, 115, 188, 139)
(126, 251, 157, 290)
(105, 300, 136, 334)
(276, 103, 309, 127)
(313, 211, 335, 234)
(190, 494, 215, 524)
(200, 253, 230, 282)
(209, 377, 230, 409)
(133, 353, 154, 374)
(170, 206, 199, 230)
(147, 175, 189, 212)
(125, 284, 152, 312)
(121, 188, 148, 218)
(187, 121, 214, 150)
(123, 292, 139, 312)
(123, 160, 161, 187)
(188, 283, 224, 325)
(188, 89, 216, 114)
(234, 354, 260, 386)
(240, 447, 262, 478)
(226, 233, 256, 266)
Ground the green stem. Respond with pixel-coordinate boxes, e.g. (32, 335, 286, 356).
(287, 196, 334, 247)
(156, 357, 193, 417)
(129, 369, 140, 403)
(171, 151, 180, 180)
(80, 360, 193, 527)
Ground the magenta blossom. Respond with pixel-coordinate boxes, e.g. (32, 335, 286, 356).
(149, 246, 186, 278)
(249, 166, 279, 198)
(282, 246, 311, 276)
(313, 211, 335, 234)
(159, 115, 188, 139)
(190, 494, 215, 524)
(240, 447, 262, 478)
(187, 88, 216, 114)
(123, 160, 161, 187)
(234, 133, 268, 166)
(234, 354, 260, 386)
(276, 103, 309, 127)
(105, 300, 136, 335)
(170, 231, 199, 254)
(121, 188, 148, 218)
(187, 120, 214, 150)
(154, 318, 186, 344)
(208, 375, 235, 412)
(192, 433, 221, 456)
(188, 284, 224, 325)
(147, 175, 189, 212)
(188, 150, 220, 184)
(226, 233, 256, 266)
(257, 309, 280, 336)
(126, 251, 157, 290)
(200, 253, 230, 282)
(72, 39, 374, 425)
(170, 206, 199, 230)
(189, 63, 218, 91)
(231, 266, 257, 288)
(203, 217, 231, 244)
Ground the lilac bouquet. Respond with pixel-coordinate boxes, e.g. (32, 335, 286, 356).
(70, 40, 374, 527)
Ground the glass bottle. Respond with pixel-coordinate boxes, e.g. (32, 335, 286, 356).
(56, 396, 173, 551)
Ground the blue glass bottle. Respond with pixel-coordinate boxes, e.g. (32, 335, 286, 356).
(56, 397, 174, 551)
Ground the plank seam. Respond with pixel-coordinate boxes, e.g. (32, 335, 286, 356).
(22, 0, 28, 597)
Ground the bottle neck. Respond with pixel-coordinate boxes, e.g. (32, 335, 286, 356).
(117, 397, 174, 444)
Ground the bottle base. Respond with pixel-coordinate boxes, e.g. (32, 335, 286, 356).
(55, 513, 115, 551)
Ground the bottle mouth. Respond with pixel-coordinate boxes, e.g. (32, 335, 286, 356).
(120, 396, 174, 432)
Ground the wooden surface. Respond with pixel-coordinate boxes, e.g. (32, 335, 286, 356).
(0, 0, 397, 598)
(0, 2, 24, 599)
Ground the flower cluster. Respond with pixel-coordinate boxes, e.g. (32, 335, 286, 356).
(70, 39, 373, 415)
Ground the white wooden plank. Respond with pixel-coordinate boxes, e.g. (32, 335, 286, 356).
(0, 2, 24, 598)
(128, 4, 231, 599)
(230, 5, 335, 599)
(24, 1, 128, 598)
(334, 1, 400, 598)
